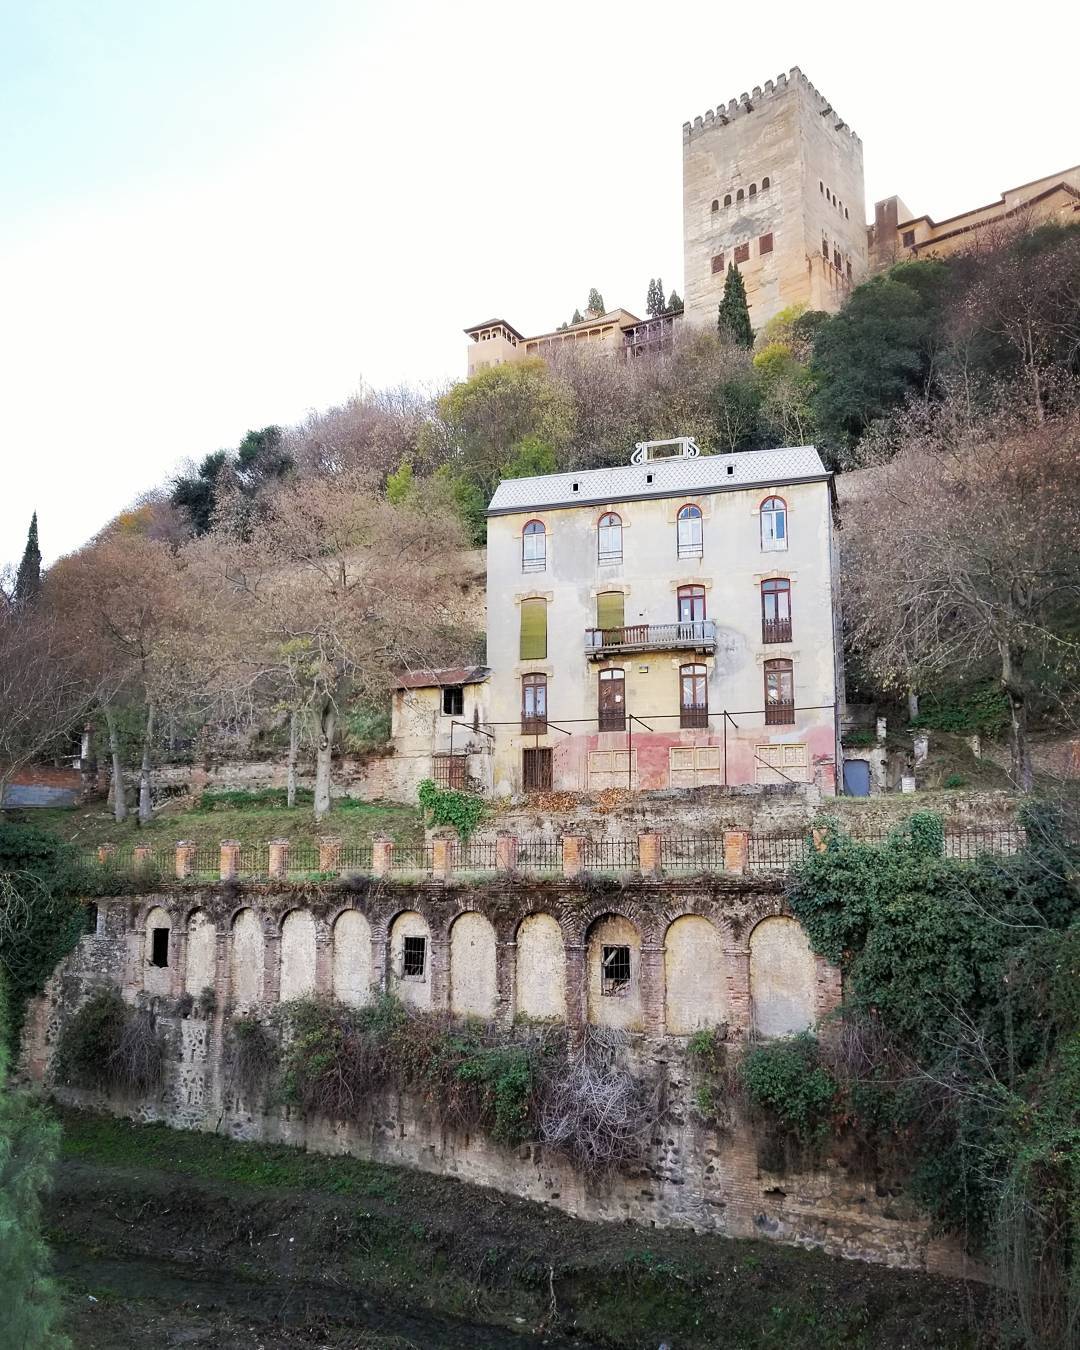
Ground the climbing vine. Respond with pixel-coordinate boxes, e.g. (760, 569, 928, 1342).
(417, 778, 487, 840)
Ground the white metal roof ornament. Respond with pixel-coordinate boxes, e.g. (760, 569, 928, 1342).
(630, 437, 702, 464)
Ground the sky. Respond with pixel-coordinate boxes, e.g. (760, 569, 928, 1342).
(2, 0, 1077, 567)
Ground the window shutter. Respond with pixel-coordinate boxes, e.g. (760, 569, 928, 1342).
(519, 598, 547, 660)
(734, 242, 749, 264)
(596, 591, 625, 631)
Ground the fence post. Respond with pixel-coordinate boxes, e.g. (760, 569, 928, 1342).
(97, 842, 117, 866)
(372, 835, 394, 878)
(562, 834, 588, 879)
(723, 829, 749, 876)
(268, 839, 289, 879)
(638, 831, 662, 878)
(495, 831, 519, 873)
(133, 844, 153, 873)
(175, 840, 195, 880)
(431, 832, 455, 882)
(318, 835, 342, 875)
(219, 840, 240, 881)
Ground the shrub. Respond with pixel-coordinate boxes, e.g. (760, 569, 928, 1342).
(225, 1015, 278, 1104)
(55, 988, 165, 1095)
(195, 787, 314, 811)
(685, 1025, 731, 1122)
(741, 1033, 837, 1150)
(942, 772, 967, 788)
(417, 779, 486, 840)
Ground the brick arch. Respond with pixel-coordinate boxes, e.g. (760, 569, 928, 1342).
(134, 898, 176, 931)
(655, 897, 740, 949)
(733, 895, 791, 951)
(564, 899, 654, 946)
(182, 904, 219, 935)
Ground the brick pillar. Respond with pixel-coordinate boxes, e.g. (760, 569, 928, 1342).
(264, 930, 281, 1003)
(372, 836, 393, 878)
(562, 834, 588, 879)
(727, 949, 752, 1035)
(812, 825, 830, 854)
(371, 933, 389, 996)
(314, 918, 333, 995)
(133, 844, 153, 873)
(563, 942, 587, 1037)
(637, 831, 662, 878)
(219, 840, 240, 881)
(96, 842, 116, 867)
(268, 839, 288, 879)
(429, 923, 451, 1011)
(495, 831, 519, 873)
(815, 955, 843, 1033)
(723, 829, 749, 876)
(495, 938, 517, 1027)
(318, 836, 342, 874)
(175, 841, 195, 880)
(639, 941, 666, 1036)
(431, 833, 456, 882)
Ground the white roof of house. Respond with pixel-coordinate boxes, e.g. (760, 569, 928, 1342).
(487, 446, 829, 515)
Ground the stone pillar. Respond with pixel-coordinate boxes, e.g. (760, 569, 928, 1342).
(372, 836, 393, 878)
(913, 732, 929, 766)
(263, 929, 282, 1003)
(219, 840, 240, 881)
(637, 831, 662, 878)
(723, 829, 749, 876)
(175, 841, 195, 880)
(431, 833, 455, 882)
(563, 941, 587, 1037)
(562, 834, 588, 879)
(268, 839, 289, 880)
(97, 842, 117, 866)
(876, 716, 887, 743)
(495, 831, 519, 873)
(318, 836, 342, 875)
(639, 941, 666, 1036)
(314, 917, 333, 995)
(133, 844, 153, 873)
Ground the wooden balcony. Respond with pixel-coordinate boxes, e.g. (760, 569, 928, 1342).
(762, 617, 792, 644)
(585, 620, 716, 658)
(680, 705, 709, 729)
(764, 699, 795, 726)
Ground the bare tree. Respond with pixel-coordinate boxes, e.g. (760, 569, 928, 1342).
(841, 397, 1080, 789)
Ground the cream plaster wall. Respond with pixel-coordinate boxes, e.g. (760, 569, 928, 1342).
(279, 909, 317, 1002)
(515, 913, 566, 1021)
(449, 911, 498, 1018)
(332, 910, 372, 1007)
(144, 906, 172, 996)
(586, 915, 643, 1031)
(485, 470, 837, 795)
(388, 911, 431, 1010)
(749, 915, 815, 1037)
(230, 909, 264, 1008)
(184, 910, 217, 998)
(664, 915, 727, 1034)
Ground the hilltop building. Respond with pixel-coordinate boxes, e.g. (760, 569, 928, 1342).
(482, 437, 842, 796)
(464, 307, 677, 376)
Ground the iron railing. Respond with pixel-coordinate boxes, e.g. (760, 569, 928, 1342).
(762, 617, 792, 644)
(680, 704, 709, 729)
(764, 698, 795, 726)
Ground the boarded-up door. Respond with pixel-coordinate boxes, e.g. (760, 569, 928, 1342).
(669, 745, 722, 788)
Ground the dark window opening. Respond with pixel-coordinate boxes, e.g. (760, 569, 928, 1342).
(822, 238, 829, 258)
(902, 229, 915, 247)
(749, 182, 757, 196)
(403, 935, 427, 978)
(85, 903, 99, 935)
(723, 193, 732, 207)
(602, 945, 631, 993)
(711, 198, 719, 211)
(846, 259, 853, 280)
(523, 746, 553, 791)
(834, 248, 842, 270)
(734, 242, 749, 264)
(762, 176, 770, 189)
(442, 686, 464, 716)
(759, 232, 774, 255)
(736, 188, 744, 202)
(151, 927, 169, 968)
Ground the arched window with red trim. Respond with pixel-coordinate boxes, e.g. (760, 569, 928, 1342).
(522, 519, 546, 573)
(676, 503, 703, 558)
(597, 512, 623, 564)
(760, 496, 787, 551)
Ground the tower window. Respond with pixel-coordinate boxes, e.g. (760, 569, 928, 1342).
(902, 229, 915, 247)
(759, 232, 774, 255)
(762, 176, 770, 189)
(724, 193, 732, 207)
(711, 253, 725, 274)
(749, 183, 757, 196)
(736, 188, 744, 202)
(734, 242, 749, 264)
(711, 198, 719, 212)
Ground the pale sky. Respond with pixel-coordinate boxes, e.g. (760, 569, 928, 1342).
(2, 0, 1076, 566)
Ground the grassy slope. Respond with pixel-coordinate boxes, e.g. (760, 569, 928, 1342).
(25, 798, 425, 852)
(52, 1110, 992, 1350)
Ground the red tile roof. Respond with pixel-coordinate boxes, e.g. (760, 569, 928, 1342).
(393, 665, 490, 690)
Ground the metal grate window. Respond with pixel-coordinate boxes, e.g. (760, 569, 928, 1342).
(403, 936, 426, 978)
(601, 945, 631, 994)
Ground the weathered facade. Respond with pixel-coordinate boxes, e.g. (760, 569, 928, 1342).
(484, 439, 842, 797)
(25, 874, 975, 1276)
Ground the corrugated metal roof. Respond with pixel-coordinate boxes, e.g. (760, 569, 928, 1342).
(394, 665, 491, 690)
(487, 446, 828, 515)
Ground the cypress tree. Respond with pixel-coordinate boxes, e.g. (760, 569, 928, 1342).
(717, 264, 753, 348)
(586, 288, 606, 315)
(13, 513, 42, 608)
(667, 288, 684, 313)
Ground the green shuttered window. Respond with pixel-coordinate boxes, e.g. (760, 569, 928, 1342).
(519, 598, 547, 660)
(596, 591, 624, 632)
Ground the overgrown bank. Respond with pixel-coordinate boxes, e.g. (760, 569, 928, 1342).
(51, 1109, 991, 1350)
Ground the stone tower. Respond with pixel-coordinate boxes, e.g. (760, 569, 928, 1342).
(683, 68, 868, 332)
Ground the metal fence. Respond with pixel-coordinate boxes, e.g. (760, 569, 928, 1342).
(663, 836, 727, 873)
(582, 838, 640, 873)
(516, 837, 563, 875)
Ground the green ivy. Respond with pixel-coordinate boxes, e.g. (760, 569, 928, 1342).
(741, 1034, 837, 1148)
(909, 680, 1010, 736)
(417, 779, 486, 840)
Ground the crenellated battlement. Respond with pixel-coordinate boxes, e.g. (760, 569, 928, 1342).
(682, 66, 861, 146)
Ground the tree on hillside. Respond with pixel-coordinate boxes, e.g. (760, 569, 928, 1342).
(171, 427, 295, 536)
(571, 308, 584, 325)
(201, 474, 473, 818)
(841, 399, 1080, 790)
(646, 279, 666, 318)
(13, 513, 42, 609)
(666, 289, 683, 314)
(717, 264, 753, 348)
(586, 288, 605, 315)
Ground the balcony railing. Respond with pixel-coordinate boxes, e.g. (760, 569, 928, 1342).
(585, 619, 716, 657)
(764, 699, 796, 726)
(521, 714, 548, 735)
(680, 704, 709, 729)
(598, 709, 626, 732)
(762, 617, 792, 644)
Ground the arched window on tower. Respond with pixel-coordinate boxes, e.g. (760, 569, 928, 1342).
(676, 504, 703, 558)
(724, 193, 732, 207)
(749, 183, 757, 197)
(522, 519, 546, 573)
(597, 512, 623, 565)
(711, 198, 719, 212)
(762, 175, 770, 190)
(736, 187, 745, 202)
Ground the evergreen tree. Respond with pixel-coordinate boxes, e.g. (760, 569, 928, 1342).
(667, 289, 684, 313)
(586, 288, 605, 315)
(571, 308, 584, 325)
(717, 264, 753, 348)
(13, 513, 42, 609)
(646, 278, 666, 318)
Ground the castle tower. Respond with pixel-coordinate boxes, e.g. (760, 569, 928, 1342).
(682, 68, 868, 332)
